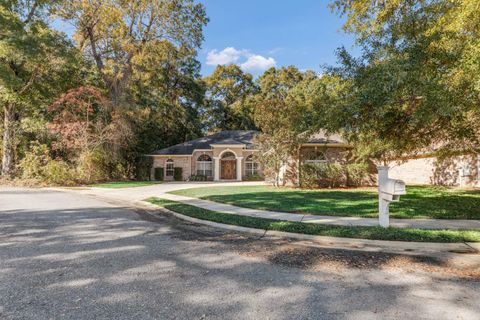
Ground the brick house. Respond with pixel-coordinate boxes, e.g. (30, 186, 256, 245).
(148, 130, 480, 187)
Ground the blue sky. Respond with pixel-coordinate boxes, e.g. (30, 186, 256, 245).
(199, 0, 358, 76)
(52, 1, 358, 77)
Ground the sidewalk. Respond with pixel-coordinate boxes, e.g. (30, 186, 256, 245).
(159, 193, 480, 230)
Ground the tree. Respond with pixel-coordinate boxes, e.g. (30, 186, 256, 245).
(252, 66, 315, 186)
(60, 0, 208, 107)
(327, 0, 477, 163)
(202, 64, 258, 132)
(129, 40, 204, 155)
(47, 86, 132, 182)
(1, 0, 82, 177)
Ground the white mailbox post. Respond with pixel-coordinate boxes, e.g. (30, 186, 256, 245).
(377, 166, 406, 228)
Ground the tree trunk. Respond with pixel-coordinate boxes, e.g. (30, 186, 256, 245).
(2, 104, 15, 178)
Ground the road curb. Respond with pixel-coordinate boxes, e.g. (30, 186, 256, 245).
(135, 200, 479, 258)
(45, 187, 479, 258)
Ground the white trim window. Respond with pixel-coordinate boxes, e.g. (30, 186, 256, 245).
(304, 150, 327, 165)
(196, 154, 213, 177)
(245, 154, 259, 177)
(166, 159, 174, 177)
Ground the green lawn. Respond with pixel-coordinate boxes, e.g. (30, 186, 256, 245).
(170, 185, 480, 220)
(146, 197, 480, 243)
(90, 181, 162, 188)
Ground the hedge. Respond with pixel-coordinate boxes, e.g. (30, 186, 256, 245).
(154, 167, 164, 181)
(174, 167, 183, 181)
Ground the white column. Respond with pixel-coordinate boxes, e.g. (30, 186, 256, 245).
(236, 157, 243, 181)
(213, 157, 220, 181)
(377, 166, 390, 228)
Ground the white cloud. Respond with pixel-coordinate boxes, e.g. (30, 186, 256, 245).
(206, 47, 242, 65)
(240, 55, 276, 71)
(206, 47, 276, 72)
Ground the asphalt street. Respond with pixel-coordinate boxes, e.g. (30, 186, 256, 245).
(0, 187, 479, 320)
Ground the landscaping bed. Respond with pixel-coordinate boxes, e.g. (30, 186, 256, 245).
(169, 185, 480, 220)
(146, 197, 480, 243)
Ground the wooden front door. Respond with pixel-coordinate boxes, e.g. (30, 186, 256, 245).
(221, 160, 236, 180)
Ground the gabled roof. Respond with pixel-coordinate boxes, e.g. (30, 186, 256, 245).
(151, 130, 259, 155)
(150, 130, 350, 156)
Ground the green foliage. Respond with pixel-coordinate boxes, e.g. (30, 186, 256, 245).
(300, 163, 345, 188)
(135, 156, 153, 181)
(1, 1, 86, 177)
(173, 167, 183, 181)
(345, 162, 369, 187)
(189, 174, 207, 181)
(17, 141, 75, 185)
(76, 150, 113, 183)
(252, 67, 318, 186)
(147, 198, 480, 243)
(43, 159, 75, 186)
(154, 167, 164, 181)
(244, 174, 263, 181)
(327, 0, 480, 161)
(17, 142, 50, 181)
(202, 64, 258, 132)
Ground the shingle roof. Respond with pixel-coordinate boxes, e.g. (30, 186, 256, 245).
(303, 130, 347, 145)
(150, 130, 350, 156)
(151, 130, 260, 155)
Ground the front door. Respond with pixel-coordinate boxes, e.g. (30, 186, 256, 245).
(221, 160, 236, 180)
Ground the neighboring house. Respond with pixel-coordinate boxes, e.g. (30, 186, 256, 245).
(148, 129, 480, 187)
(388, 153, 480, 187)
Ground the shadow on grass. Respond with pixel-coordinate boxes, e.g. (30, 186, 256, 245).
(174, 185, 480, 220)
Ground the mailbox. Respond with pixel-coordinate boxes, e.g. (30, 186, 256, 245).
(380, 179, 406, 202)
(377, 166, 407, 228)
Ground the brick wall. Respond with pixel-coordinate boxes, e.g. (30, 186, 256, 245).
(389, 155, 479, 187)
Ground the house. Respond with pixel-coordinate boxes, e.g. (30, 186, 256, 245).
(148, 130, 480, 187)
(149, 130, 261, 181)
(148, 130, 352, 182)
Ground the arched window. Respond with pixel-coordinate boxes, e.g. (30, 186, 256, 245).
(196, 154, 212, 176)
(304, 150, 327, 164)
(166, 159, 174, 177)
(221, 151, 236, 160)
(245, 154, 259, 177)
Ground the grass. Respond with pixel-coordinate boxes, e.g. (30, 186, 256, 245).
(146, 197, 480, 243)
(90, 181, 162, 189)
(170, 185, 480, 220)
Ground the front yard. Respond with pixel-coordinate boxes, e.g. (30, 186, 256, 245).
(170, 185, 480, 220)
(147, 198, 480, 242)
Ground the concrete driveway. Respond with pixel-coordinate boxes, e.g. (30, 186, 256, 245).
(81, 181, 265, 202)
(1, 187, 479, 320)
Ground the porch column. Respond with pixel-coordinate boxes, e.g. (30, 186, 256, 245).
(213, 157, 220, 181)
(236, 157, 243, 181)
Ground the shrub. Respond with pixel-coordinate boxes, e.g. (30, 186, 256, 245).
(44, 159, 75, 185)
(190, 174, 207, 181)
(154, 167, 164, 181)
(17, 142, 50, 181)
(244, 174, 263, 181)
(345, 162, 369, 187)
(174, 167, 183, 181)
(76, 149, 110, 183)
(300, 163, 346, 188)
(324, 163, 345, 187)
(135, 156, 153, 181)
